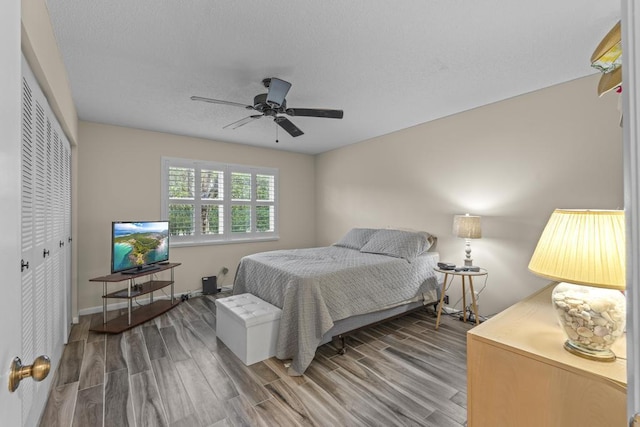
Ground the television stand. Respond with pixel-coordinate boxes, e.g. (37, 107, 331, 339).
(89, 262, 181, 334)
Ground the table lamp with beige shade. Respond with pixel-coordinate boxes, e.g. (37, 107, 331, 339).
(528, 209, 626, 362)
(453, 214, 482, 267)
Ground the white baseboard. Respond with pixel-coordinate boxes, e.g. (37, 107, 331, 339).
(77, 289, 203, 317)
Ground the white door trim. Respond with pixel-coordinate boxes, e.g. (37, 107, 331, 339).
(623, 0, 640, 423)
(0, 0, 25, 425)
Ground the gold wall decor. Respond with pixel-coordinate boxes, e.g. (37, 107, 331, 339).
(591, 21, 622, 96)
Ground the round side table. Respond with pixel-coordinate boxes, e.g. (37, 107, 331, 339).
(434, 267, 488, 330)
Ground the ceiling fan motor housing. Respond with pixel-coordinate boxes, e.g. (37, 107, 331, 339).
(253, 93, 267, 111)
(254, 93, 286, 116)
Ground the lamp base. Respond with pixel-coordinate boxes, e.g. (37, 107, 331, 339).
(463, 239, 474, 266)
(552, 282, 625, 363)
(563, 340, 616, 362)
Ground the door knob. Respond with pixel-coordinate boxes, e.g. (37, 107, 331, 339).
(8, 355, 51, 392)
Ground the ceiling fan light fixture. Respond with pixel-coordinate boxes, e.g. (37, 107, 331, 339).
(266, 77, 292, 108)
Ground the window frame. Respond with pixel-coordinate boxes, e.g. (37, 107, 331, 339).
(161, 156, 279, 247)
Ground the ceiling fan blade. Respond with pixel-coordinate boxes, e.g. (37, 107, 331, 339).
(286, 108, 343, 119)
(191, 96, 253, 110)
(266, 78, 292, 108)
(223, 115, 263, 129)
(275, 117, 304, 137)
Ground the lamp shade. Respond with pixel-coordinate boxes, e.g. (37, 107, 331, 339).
(528, 209, 625, 290)
(453, 214, 482, 239)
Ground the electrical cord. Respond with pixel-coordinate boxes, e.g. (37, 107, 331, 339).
(130, 273, 167, 306)
(133, 286, 175, 307)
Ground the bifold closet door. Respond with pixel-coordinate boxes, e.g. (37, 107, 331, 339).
(20, 55, 72, 427)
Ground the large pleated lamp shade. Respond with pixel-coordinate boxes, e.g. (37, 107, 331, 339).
(528, 209, 625, 290)
(528, 209, 626, 361)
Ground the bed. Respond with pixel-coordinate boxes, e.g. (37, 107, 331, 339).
(232, 228, 442, 375)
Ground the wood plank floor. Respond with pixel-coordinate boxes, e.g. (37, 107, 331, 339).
(39, 294, 474, 426)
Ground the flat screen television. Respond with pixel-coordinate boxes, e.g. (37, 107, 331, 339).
(111, 221, 170, 274)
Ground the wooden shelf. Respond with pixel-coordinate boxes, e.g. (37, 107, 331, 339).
(90, 262, 181, 282)
(90, 300, 180, 334)
(104, 280, 174, 299)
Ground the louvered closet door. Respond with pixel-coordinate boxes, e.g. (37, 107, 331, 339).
(21, 56, 72, 427)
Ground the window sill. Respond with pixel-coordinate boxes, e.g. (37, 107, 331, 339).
(170, 235, 279, 248)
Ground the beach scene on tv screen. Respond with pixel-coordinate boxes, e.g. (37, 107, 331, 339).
(113, 222, 169, 271)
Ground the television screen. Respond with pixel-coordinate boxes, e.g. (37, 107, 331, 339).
(111, 221, 170, 274)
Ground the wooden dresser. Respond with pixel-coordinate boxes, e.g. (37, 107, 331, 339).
(467, 283, 627, 427)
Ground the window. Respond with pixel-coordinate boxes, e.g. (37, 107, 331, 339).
(161, 157, 278, 246)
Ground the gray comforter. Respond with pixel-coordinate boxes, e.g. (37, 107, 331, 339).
(233, 246, 440, 375)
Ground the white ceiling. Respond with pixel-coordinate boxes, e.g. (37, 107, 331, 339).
(45, 0, 620, 155)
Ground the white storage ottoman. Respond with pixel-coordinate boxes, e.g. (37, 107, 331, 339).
(215, 293, 282, 365)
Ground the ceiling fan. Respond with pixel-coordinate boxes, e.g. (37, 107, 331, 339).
(191, 77, 343, 138)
